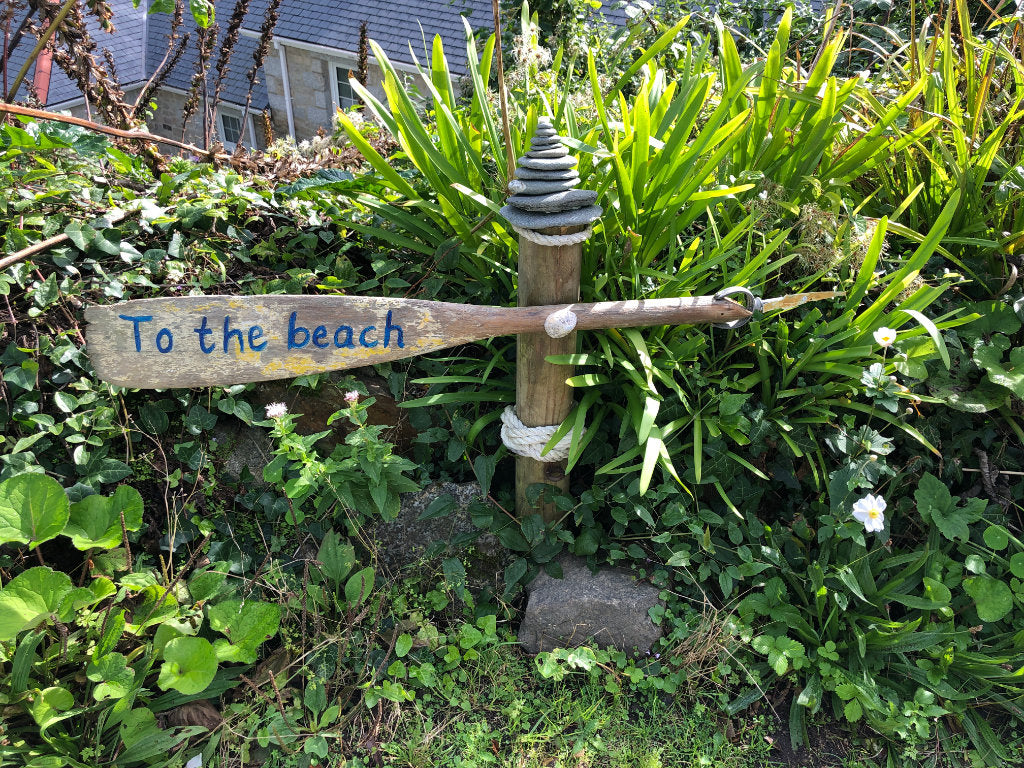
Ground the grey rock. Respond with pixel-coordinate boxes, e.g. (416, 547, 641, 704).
(508, 178, 580, 195)
(500, 204, 603, 230)
(371, 482, 506, 588)
(213, 419, 273, 482)
(534, 125, 557, 136)
(508, 188, 599, 212)
(526, 147, 566, 159)
(517, 155, 577, 171)
(518, 555, 664, 654)
(514, 167, 579, 181)
(530, 136, 563, 149)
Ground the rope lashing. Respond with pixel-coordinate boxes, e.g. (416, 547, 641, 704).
(500, 405, 576, 462)
(512, 224, 593, 247)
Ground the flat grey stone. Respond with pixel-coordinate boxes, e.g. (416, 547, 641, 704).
(518, 555, 664, 654)
(530, 136, 563, 149)
(500, 204, 602, 230)
(534, 125, 557, 136)
(518, 155, 577, 171)
(508, 178, 579, 194)
(507, 188, 599, 212)
(514, 167, 579, 181)
(526, 147, 566, 159)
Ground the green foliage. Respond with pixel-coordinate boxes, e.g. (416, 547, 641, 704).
(0, 478, 280, 764)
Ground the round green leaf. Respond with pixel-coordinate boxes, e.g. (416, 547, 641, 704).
(65, 485, 143, 550)
(983, 525, 1010, 551)
(157, 636, 217, 695)
(0, 474, 69, 549)
(964, 574, 1014, 623)
(0, 566, 73, 640)
(1010, 553, 1024, 580)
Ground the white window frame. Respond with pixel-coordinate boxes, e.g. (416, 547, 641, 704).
(334, 64, 360, 110)
(217, 106, 256, 151)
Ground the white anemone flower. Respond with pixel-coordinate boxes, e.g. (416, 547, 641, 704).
(873, 327, 897, 347)
(852, 494, 887, 533)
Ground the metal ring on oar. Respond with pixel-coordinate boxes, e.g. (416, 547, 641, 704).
(712, 287, 763, 330)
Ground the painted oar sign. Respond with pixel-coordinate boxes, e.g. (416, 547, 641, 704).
(84, 292, 838, 389)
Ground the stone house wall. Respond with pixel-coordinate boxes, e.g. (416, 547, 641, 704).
(262, 43, 427, 142)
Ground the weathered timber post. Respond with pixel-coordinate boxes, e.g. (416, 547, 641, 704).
(499, 119, 602, 522)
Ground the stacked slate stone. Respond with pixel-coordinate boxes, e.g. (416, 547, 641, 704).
(500, 119, 602, 234)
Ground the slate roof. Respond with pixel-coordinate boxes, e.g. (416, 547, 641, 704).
(244, 0, 495, 76)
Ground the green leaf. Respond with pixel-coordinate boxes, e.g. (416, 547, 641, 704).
(188, 0, 213, 27)
(915, 472, 984, 542)
(344, 567, 376, 607)
(0, 567, 73, 640)
(157, 636, 218, 694)
(0, 474, 69, 548)
(974, 335, 1024, 397)
(87, 652, 135, 700)
(984, 525, 1010, 551)
(64, 485, 143, 550)
(29, 686, 76, 730)
(1010, 553, 1024, 579)
(395, 633, 413, 658)
(964, 574, 1013, 623)
(207, 600, 281, 663)
(316, 530, 356, 587)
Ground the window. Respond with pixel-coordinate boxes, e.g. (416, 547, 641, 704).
(220, 113, 243, 149)
(336, 67, 358, 109)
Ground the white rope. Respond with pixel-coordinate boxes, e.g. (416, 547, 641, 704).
(513, 224, 593, 247)
(500, 405, 575, 462)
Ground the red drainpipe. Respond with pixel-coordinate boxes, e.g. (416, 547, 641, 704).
(33, 47, 53, 104)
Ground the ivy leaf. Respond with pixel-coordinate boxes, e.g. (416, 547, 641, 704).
(0, 474, 69, 549)
(87, 652, 136, 700)
(65, 485, 143, 550)
(974, 335, 1024, 397)
(157, 636, 217, 694)
(915, 473, 985, 542)
(964, 574, 1013, 623)
(0, 566, 73, 640)
(208, 600, 281, 663)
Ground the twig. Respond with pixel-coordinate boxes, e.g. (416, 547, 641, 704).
(0, 209, 127, 271)
(0, 102, 225, 157)
(490, 0, 515, 187)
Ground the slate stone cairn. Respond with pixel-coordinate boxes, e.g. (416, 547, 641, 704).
(500, 120, 602, 235)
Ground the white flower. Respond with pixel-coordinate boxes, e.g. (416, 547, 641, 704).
(873, 327, 897, 347)
(264, 402, 288, 419)
(852, 494, 887, 533)
(344, 390, 360, 404)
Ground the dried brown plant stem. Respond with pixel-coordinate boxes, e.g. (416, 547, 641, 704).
(0, 102, 220, 155)
(490, 0, 515, 186)
(6, 0, 76, 101)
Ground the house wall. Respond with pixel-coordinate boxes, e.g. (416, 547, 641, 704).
(146, 89, 267, 152)
(263, 42, 425, 141)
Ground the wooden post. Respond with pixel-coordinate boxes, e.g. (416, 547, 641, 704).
(515, 225, 585, 521)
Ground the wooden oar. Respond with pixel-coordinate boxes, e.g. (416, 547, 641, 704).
(84, 292, 842, 388)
